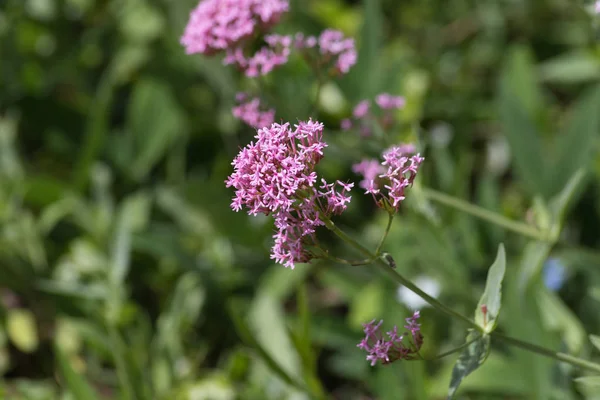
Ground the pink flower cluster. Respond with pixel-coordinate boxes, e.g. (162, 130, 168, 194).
(353, 144, 423, 209)
(341, 93, 406, 136)
(180, 0, 289, 55)
(226, 120, 353, 268)
(224, 34, 292, 77)
(232, 93, 275, 128)
(225, 30, 357, 77)
(358, 311, 423, 366)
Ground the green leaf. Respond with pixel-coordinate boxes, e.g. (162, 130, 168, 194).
(7, 309, 39, 353)
(447, 331, 491, 399)
(55, 346, 99, 400)
(475, 244, 506, 333)
(538, 51, 600, 84)
(590, 335, 600, 352)
(574, 376, 600, 388)
(537, 288, 586, 354)
(126, 79, 186, 181)
(498, 69, 547, 196)
(501, 45, 544, 118)
(228, 299, 307, 393)
(548, 86, 600, 196)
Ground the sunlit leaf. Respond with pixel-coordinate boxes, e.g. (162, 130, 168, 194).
(448, 331, 491, 399)
(475, 244, 506, 333)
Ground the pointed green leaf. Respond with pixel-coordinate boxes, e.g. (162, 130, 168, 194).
(227, 299, 307, 393)
(548, 85, 600, 196)
(590, 335, 600, 352)
(575, 376, 600, 388)
(55, 346, 99, 400)
(448, 331, 491, 399)
(498, 47, 548, 197)
(475, 244, 506, 333)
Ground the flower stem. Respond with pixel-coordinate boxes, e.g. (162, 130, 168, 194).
(491, 331, 600, 374)
(427, 337, 479, 361)
(322, 218, 481, 332)
(422, 188, 549, 242)
(375, 212, 394, 255)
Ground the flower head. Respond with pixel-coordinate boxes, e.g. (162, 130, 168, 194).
(353, 144, 423, 209)
(181, 0, 289, 55)
(293, 30, 357, 75)
(375, 93, 406, 110)
(341, 93, 406, 134)
(358, 312, 423, 366)
(224, 34, 292, 77)
(226, 120, 352, 268)
(232, 94, 275, 128)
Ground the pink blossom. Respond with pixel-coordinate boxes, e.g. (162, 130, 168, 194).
(358, 312, 423, 366)
(353, 100, 370, 118)
(225, 34, 292, 77)
(181, 0, 289, 55)
(232, 95, 275, 128)
(340, 119, 352, 131)
(353, 145, 423, 209)
(293, 30, 357, 75)
(596, 1, 600, 13)
(226, 120, 352, 268)
(317, 29, 357, 74)
(375, 93, 406, 110)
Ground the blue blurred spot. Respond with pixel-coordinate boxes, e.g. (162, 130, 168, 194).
(543, 257, 567, 291)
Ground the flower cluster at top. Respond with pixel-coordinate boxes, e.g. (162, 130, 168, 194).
(358, 311, 423, 366)
(225, 120, 353, 268)
(341, 93, 406, 137)
(596, 1, 600, 13)
(180, 0, 289, 55)
(353, 144, 424, 209)
(181, 0, 356, 78)
(232, 93, 275, 128)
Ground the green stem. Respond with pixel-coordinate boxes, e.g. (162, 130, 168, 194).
(422, 188, 549, 242)
(427, 337, 479, 361)
(323, 218, 481, 331)
(375, 212, 394, 255)
(492, 332, 600, 374)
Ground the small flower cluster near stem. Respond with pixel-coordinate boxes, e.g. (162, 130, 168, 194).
(358, 311, 423, 366)
(226, 120, 353, 268)
(341, 93, 406, 137)
(232, 93, 275, 128)
(353, 144, 424, 209)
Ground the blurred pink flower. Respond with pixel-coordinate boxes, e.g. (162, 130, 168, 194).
(181, 0, 288, 55)
(232, 95, 275, 128)
(375, 93, 405, 110)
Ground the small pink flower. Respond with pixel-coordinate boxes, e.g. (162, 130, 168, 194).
(224, 34, 292, 77)
(353, 100, 370, 118)
(375, 93, 405, 110)
(317, 29, 357, 74)
(353, 145, 423, 209)
(232, 95, 275, 128)
(596, 1, 600, 13)
(340, 118, 352, 131)
(358, 312, 423, 366)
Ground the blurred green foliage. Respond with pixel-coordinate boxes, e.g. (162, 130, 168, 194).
(2, 0, 600, 398)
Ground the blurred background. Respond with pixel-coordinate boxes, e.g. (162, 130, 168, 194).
(2, 0, 600, 398)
